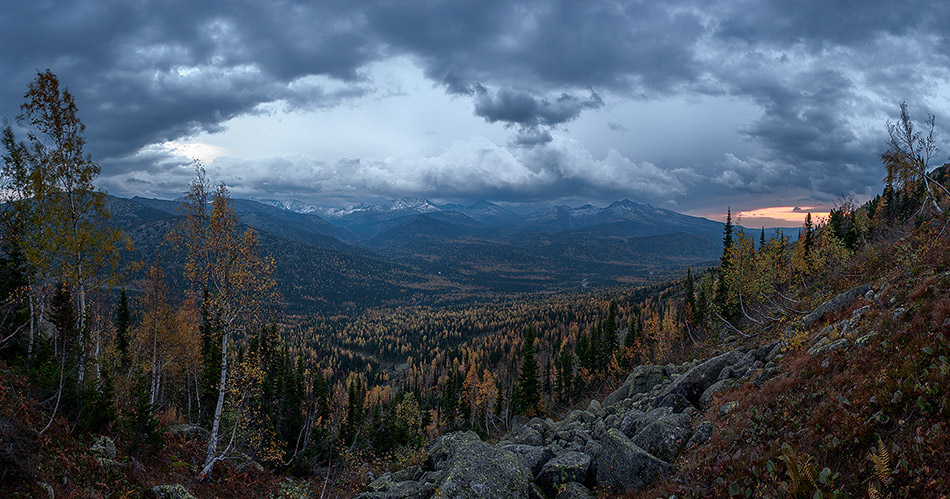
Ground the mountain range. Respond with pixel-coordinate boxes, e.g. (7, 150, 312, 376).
(107, 195, 738, 313)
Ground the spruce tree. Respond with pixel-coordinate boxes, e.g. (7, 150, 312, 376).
(515, 327, 540, 416)
(716, 208, 735, 318)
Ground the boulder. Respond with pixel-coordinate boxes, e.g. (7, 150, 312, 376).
(699, 379, 737, 408)
(803, 283, 873, 329)
(619, 407, 671, 438)
(685, 420, 714, 449)
(654, 393, 690, 413)
(630, 414, 692, 462)
(91, 435, 116, 459)
(151, 484, 196, 499)
(535, 451, 592, 495)
(427, 431, 482, 470)
(502, 444, 555, 477)
(430, 431, 533, 498)
(657, 350, 744, 406)
(594, 429, 670, 494)
(808, 338, 848, 356)
(555, 481, 596, 499)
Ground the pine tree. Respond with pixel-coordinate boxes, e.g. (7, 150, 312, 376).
(515, 327, 540, 416)
(760, 227, 766, 248)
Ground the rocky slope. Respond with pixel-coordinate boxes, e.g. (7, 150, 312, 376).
(355, 284, 882, 498)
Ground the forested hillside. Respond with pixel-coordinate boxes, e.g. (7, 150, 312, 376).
(2, 72, 949, 498)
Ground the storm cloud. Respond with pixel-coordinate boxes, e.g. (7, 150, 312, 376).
(2, 0, 948, 213)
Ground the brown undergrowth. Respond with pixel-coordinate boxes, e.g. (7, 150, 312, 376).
(634, 221, 950, 498)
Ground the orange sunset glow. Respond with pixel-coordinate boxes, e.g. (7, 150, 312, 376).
(697, 206, 831, 227)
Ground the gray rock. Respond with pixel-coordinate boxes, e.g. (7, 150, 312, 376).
(430, 431, 533, 498)
(151, 484, 196, 499)
(808, 338, 849, 356)
(855, 330, 879, 347)
(535, 451, 592, 495)
(366, 473, 396, 492)
(555, 482, 595, 499)
(90, 435, 116, 459)
(752, 366, 782, 386)
(685, 420, 713, 449)
(630, 414, 692, 462)
(601, 385, 629, 408)
(427, 431, 482, 470)
(803, 283, 873, 329)
(765, 341, 787, 363)
(594, 428, 670, 494)
(393, 465, 424, 482)
(504, 425, 544, 447)
(699, 378, 737, 408)
(586, 399, 604, 418)
(655, 393, 690, 412)
(602, 365, 669, 408)
(657, 350, 744, 406)
(753, 341, 780, 362)
(502, 444, 555, 477)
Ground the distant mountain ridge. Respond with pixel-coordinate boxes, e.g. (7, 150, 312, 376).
(105, 195, 735, 312)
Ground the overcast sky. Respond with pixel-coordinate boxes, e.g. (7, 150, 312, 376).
(3, 0, 949, 224)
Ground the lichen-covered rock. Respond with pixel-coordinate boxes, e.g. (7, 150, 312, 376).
(90, 435, 116, 459)
(535, 451, 592, 495)
(699, 378, 737, 408)
(803, 283, 873, 328)
(555, 481, 595, 499)
(151, 484, 196, 499)
(619, 407, 671, 438)
(594, 428, 670, 494)
(502, 444, 555, 477)
(431, 431, 533, 498)
(655, 393, 690, 412)
(603, 366, 668, 408)
(657, 350, 744, 406)
(630, 414, 692, 462)
(685, 420, 713, 449)
(427, 431, 482, 470)
(808, 338, 848, 356)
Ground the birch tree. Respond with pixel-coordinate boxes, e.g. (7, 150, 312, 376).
(3, 70, 128, 382)
(177, 166, 277, 479)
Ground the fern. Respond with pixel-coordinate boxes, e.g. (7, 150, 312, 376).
(871, 439, 891, 482)
(778, 442, 819, 497)
(868, 483, 883, 499)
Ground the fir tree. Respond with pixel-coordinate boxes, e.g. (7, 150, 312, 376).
(515, 326, 540, 416)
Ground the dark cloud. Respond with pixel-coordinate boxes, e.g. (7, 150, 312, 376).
(2, 0, 949, 211)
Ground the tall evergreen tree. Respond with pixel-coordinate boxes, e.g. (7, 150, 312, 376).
(716, 208, 736, 318)
(515, 326, 540, 416)
(802, 212, 814, 258)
